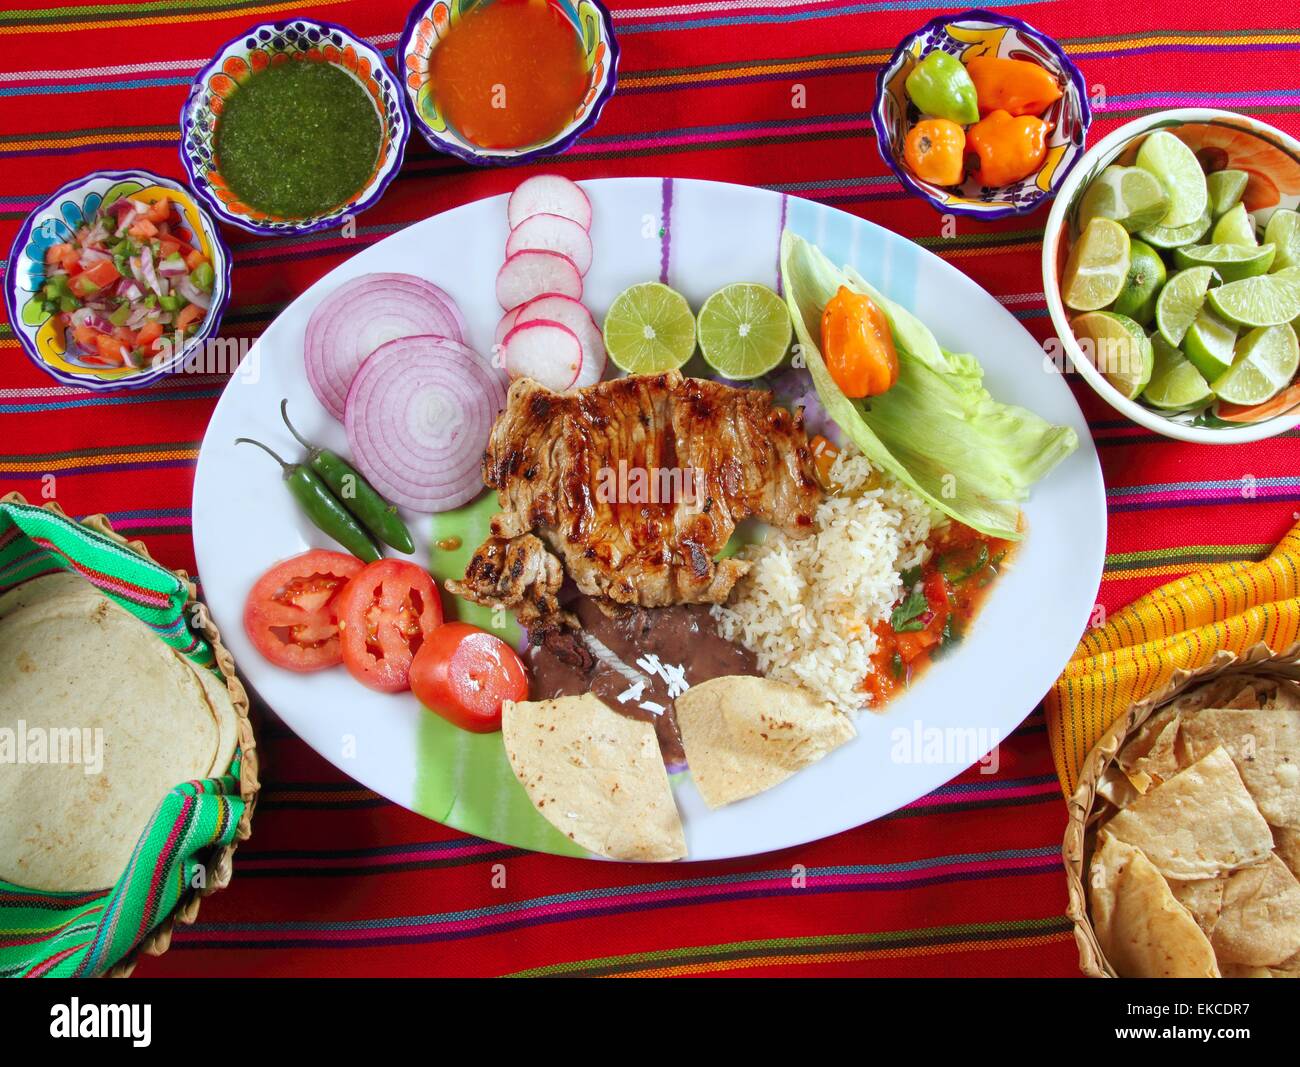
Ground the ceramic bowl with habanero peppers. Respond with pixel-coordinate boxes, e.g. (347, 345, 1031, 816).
(873, 9, 1090, 219)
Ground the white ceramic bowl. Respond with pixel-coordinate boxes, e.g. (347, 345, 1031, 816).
(1043, 108, 1300, 444)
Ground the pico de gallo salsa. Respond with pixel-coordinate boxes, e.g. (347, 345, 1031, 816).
(37, 194, 215, 371)
(865, 520, 1017, 705)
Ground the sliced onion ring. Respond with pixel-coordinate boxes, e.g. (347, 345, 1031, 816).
(305, 273, 467, 420)
(344, 336, 506, 513)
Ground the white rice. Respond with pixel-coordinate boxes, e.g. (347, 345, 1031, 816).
(711, 446, 933, 715)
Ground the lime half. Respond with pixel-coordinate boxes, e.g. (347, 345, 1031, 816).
(1139, 208, 1211, 250)
(1211, 203, 1258, 247)
(696, 283, 792, 380)
(1207, 169, 1249, 218)
(1136, 131, 1209, 229)
(1155, 266, 1215, 347)
(1173, 242, 1276, 282)
(1265, 208, 1300, 274)
(1072, 311, 1153, 399)
(603, 282, 697, 373)
(1182, 308, 1238, 381)
(1211, 323, 1300, 405)
(1062, 218, 1131, 312)
(1143, 335, 1213, 410)
(1078, 166, 1170, 233)
(1207, 272, 1300, 328)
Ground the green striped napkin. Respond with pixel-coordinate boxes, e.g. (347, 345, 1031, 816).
(0, 498, 246, 977)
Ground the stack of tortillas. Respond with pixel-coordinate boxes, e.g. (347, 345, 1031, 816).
(1087, 675, 1300, 978)
(0, 572, 239, 892)
(502, 675, 854, 861)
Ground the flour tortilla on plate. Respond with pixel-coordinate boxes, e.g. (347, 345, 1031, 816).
(502, 694, 686, 861)
(675, 676, 855, 809)
(1089, 834, 1220, 978)
(1210, 853, 1300, 967)
(1103, 746, 1274, 880)
(0, 590, 222, 891)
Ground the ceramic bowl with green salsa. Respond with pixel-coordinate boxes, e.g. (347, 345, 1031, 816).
(180, 19, 410, 236)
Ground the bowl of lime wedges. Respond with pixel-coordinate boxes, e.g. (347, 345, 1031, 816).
(1043, 108, 1300, 443)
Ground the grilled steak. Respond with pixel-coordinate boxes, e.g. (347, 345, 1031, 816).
(447, 371, 822, 629)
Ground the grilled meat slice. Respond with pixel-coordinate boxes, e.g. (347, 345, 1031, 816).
(444, 533, 570, 630)
(450, 371, 822, 627)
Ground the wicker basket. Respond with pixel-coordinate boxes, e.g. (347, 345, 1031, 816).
(1063, 641, 1300, 977)
(0, 491, 259, 978)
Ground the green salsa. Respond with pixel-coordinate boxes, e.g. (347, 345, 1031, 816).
(214, 60, 382, 219)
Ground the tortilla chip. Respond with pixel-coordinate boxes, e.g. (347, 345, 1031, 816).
(675, 676, 855, 808)
(1089, 835, 1220, 978)
(1166, 675, 1265, 717)
(1103, 747, 1274, 880)
(502, 694, 685, 861)
(1125, 718, 1182, 792)
(1270, 949, 1300, 977)
(1221, 964, 1274, 978)
(1274, 826, 1300, 880)
(1169, 876, 1227, 937)
(1210, 854, 1300, 967)
(1175, 707, 1300, 830)
(0, 590, 220, 890)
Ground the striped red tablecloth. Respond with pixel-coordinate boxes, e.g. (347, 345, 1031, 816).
(2, 0, 1297, 978)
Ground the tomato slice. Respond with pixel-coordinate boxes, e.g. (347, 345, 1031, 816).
(409, 622, 528, 733)
(337, 560, 443, 693)
(243, 550, 364, 672)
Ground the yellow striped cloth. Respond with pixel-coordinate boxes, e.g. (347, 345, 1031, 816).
(1046, 519, 1300, 797)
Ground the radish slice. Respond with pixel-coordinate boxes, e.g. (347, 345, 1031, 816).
(514, 294, 606, 387)
(507, 175, 592, 231)
(506, 213, 594, 276)
(503, 320, 582, 390)
(494, 307, 523, 352)
(495, 249, 582, 310)
(344, 335, 505, 513)
(305, 273, 465, 420)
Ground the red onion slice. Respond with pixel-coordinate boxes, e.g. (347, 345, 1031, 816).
(305, 273, 468, 420)
(344, 335, 506, 513)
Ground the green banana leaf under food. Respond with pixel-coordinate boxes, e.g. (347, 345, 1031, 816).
(780, 231, 1078, 541)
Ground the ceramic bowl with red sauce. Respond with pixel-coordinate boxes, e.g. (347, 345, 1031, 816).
(398, 0, 619, 165)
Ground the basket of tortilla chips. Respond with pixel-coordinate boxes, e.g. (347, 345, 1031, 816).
(0, 491, 257, 977)
(1065, 648, 1300, 978)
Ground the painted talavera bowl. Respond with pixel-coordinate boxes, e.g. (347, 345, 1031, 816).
(4, 169, 232, 391)
(1044, 109, 1300, 444)
(398, 0, 619, 165)
(873, 8, 1090, 218)
(180, 19, 410, 235)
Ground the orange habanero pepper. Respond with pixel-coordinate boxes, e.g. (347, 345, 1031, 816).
(966, 109, 1050, 188)
(820, 286, 899, 399)
(965, 56, 1063, 118)
(903, 118, 966, 187)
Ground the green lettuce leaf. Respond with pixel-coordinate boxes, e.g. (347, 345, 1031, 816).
(780, 231, 1077, 541)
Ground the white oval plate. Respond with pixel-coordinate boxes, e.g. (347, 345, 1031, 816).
(194, 177, 1105, 862)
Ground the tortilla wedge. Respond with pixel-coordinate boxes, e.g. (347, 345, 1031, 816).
(1089, 835, 1220, 978)
(502, 694, 686, 861)
(675, 676, 855, 808)
(1210, 854, 1300, 967)
(1176, 706, 1300, 830)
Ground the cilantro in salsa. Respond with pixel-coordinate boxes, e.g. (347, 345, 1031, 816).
(213, 61, 381, 219)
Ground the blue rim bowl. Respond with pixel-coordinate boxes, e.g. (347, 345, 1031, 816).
(398, 0, 619, 167)
(4, 169, 233, 392)
(179, 18, 410, 236)
(872, 8, 1091, 219)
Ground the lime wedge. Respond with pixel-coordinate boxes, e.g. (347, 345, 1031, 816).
(1182, 308, 1238, 380)
(1155, 266, 1215, 347)
(603, 282, 697, 373)
(1135, 131, 1209, 229)
(696, 283, 792, 380)
(1062, 218, 1131, 312)
(1078, 165, 1170, 233)
(1207, 169, 1249, 218)
(1207, 272, 1300, 328)
(1173, 242, 1276, 282)
(1264, 208, 1300, 274)
(1138, 208, 1211, 250)
(1211, 202, 1258, 247)
(1211, 323, 1300, 405)
(1143, 335, 1213, 410)
(1071, 310, 1153, 399)
(1112, 239, 1166, 326)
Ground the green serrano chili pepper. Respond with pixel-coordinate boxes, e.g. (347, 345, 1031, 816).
(279, 399, 415, 554)
(235, 437, 381, 562)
